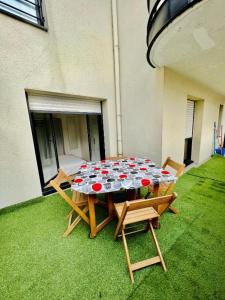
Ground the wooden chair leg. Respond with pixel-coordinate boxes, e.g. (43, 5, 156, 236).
(158, 203, 178, 215)
(66, 210, 73, 221)
(63, 216, 82, 237)
(114, 220, 122, 240)
(169, 206, 179, 214)
(88, 195, 97, 238)
(121, 228, 134, 284)
(63, 206, 89, 237)
(149, 221, 167, 272)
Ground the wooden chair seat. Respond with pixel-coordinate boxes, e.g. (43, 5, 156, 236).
(115, 203, 159, 225)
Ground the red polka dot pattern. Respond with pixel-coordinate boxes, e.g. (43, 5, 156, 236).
(161, 170, 170, 175)
(74, 178, 83, 183)
(92, 183, 102, 192)
(141, 179, 151, 186)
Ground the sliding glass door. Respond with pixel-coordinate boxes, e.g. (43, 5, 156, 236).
(31, 113, 59, 185)
(30, 112, 105, 194)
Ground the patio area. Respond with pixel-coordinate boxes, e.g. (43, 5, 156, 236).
(0, 155, 225, 299)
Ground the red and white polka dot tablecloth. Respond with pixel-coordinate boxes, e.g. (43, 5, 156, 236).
(71, 157, 176, 194)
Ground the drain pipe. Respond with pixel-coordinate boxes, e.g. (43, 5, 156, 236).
(111, 0, 123, 157)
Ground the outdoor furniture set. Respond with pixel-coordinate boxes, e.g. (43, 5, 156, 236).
(50, 156, 184, 283)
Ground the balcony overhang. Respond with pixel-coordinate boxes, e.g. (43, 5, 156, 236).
(147, 0, 225, 96)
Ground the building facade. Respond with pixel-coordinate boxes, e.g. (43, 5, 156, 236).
(0, 0, 224, 208)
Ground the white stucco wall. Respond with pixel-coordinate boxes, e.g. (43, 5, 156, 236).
(117, 0, 164, 163)
(162, 68, 225, 164)
(0, 0, 117, 208)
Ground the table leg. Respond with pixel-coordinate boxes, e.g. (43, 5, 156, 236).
(107, 193, 114, 217)
(88, 195, 97, 238)
(153, 184, 160, 197)
(127, 189, 136, 200)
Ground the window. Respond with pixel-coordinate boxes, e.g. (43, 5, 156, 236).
(0, 0, 45, 27)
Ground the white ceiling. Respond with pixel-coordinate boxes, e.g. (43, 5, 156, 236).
(150, 0, 225, 96)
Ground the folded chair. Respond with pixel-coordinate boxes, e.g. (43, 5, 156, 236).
(114, 193, 177, 284)
(161, 157, 185, 194)
(50, 169, 89, 237)
(147, 157, 184, 214)
(105, 156, 126, 160)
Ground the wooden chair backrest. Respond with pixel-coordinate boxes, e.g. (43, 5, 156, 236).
(50, 169, 89, 224)
(52, 169, 73, 186)
(117, 193, 177, 230)
(50, 169, 74, 203)
(106, 156, 125, 160)
(162, 157, 185, 177)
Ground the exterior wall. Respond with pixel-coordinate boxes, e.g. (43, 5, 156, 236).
(0, 0, 117, 208)
(162, 68, 225, 164)
(117, 0, 164, 163)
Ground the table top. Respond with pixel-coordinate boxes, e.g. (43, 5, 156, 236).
(71, 157, 176, 194)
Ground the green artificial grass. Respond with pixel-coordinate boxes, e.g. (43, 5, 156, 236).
(186, 155, 225, 183)
(0, 156, 225, 299)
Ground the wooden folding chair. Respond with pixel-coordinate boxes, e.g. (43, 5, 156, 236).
(114, 193, 177, 284)
(147, 157, 184, 214)
(105, 155, 125, 160)
(50, 169, 89, 237)
(161, 157, 185, 194)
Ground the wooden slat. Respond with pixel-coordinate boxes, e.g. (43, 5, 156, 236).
(126, 207, 157, 216)
(149, 222, 167, 272)
(118, 228, 146, 237)
(51, 181, 89, 224)
(169, 206, 179, 214)
(114, 202, 129, 240)
(124, 211, 159, 225)
(105, 156, 126, 160)
(75, 200, 88, 207)
(96, 216, 113, 233)
(53, 169, 74, 186)
(115, 204, 157, 218)
(115, 194, 177, 215)
(122, 229, 134, 284)
(114, 203, 124, 217)
(162, 157, 185, 177)
(131, 256, 161, 271)
(127, 193, 177, 211)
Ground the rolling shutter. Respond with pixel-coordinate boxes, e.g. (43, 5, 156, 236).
(28, 95, 101, 114)
(185, 100, 195, 138)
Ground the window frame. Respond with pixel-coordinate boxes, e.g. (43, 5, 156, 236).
(0, 0, 48, 31)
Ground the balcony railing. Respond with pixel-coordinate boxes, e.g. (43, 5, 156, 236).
(146, 0, 203, 67)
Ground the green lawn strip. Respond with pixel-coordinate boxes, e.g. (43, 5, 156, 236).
(187, 155, 225, 182)
(0, 157, 224, 300)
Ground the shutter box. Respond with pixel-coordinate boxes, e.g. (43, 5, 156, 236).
(28, 94, 101, 114)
